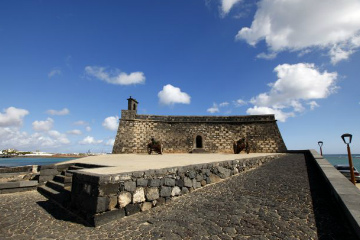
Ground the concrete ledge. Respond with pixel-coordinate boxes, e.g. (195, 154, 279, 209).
(0, 180, 38, 194)
(308, 149, 360, 238)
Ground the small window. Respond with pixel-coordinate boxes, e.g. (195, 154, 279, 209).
(196, 135, 203, 148)
(133, 104, 137, 110)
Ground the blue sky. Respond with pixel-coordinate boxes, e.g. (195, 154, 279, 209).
(1, 0, 360, 154)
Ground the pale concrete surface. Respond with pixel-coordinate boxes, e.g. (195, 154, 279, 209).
(56, 153, 281, 175)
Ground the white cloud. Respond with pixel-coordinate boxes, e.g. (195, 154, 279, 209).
(158, 84, 191, 105)
(0, 107, 29, 127)
(246, 106, 294, 122)
(85, 66, 145, 85)
(105, 139, 115, 146)
(79, 136, 103, 145)
(67, 129, 82, 135)
(85, 126, 91, 132)
(234, 99, 247, 107)
(48, 69, 61, 78)
(256, 52, 277, 60)
(219, 102, 229, 107)
(236, 0, 360, 64)
(47, 108, 70, 116)
(247, 63, 337, 122)
(221, 0, 242, 16)
(207, 103, 220, 113)
(102, 116, 118, 131)
(0, 127, 70, 150)
(307, 101, 319, 110)
(32, 118, 54, 132)
(73, 120, 88, 126)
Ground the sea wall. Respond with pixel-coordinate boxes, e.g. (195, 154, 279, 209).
(70, 154, 282, 226)
(113, 112, 287, 154)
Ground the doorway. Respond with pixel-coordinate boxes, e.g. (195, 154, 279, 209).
(196, 135, 203, 148)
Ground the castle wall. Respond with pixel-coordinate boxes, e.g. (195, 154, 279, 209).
(112, 111, 287, 154)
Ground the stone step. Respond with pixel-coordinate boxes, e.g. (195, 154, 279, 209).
(68, 165, 84, 171)
(37, 185, 71, 205)
(45, 180, 66, 192)
(54, 174, 72, 184)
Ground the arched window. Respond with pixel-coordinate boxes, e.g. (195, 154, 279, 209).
(196, 135, 203, 148)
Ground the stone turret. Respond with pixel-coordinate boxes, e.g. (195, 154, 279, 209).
(127, 96, 138, 113)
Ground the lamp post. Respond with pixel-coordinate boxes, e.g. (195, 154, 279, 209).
(341, 133, 356, 185)
(318, 141, 323, 156)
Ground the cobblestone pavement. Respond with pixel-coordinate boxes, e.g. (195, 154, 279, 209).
(0, 154, 356, 239)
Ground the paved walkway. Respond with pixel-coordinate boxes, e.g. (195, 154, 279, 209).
(0, 154, 356, 239)
(56, 153, 278, 174)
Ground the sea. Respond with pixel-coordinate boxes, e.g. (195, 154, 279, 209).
(0, 157, 76, 167)
(324, 154, 360, 170)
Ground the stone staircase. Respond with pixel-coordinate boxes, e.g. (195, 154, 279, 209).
(37, 165, 85, 208)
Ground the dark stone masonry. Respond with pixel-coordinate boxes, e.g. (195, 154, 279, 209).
(0, 154, 356, 239)
(112, 97, 287, 154)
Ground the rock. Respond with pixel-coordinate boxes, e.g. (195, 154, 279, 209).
(217, 166, 231, 179)
(187, 170, 196, 179)
(140, 202, 152, 212)
(181, 187, 189, 195)
(118, 191, 132, 208)
(160, 186, 172, 197)
(146, 187, 159, 201)
(149, 179, 161, 187)
(164, 178, 175, 186)
(136, 178, 148, 187)
(209, 174, 222, 183)
(124, 181, 136, 192)
(171, 186, 181, 196)
(108, 195, 118, 210)
(184, 177, 192, 187)
(175, 179, 184, 187)
(125, 204, 141, 216)
(132, 187, 145, 203)
(201, 180, 207, 186)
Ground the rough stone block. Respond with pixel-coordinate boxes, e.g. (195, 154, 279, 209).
(140, 202, 152, 212)
(108, 195, 118, 210)
(118, 191, 132, 208)
(171, 186, 181, 196)
(125, 204, 141, 216)
(40, 168, 59, 176)
(184, 177, 192, 187)
(96, 197, 109, 213)
(176, 179, 184, 187)
(181, 187, 189, 195)
(201, 180, 207, 186)
(196, 174, 204, 181)
(136, 178, 148, 187)
(99, 183, 119, 196)
(124, 181, 136, 192)
(217, 166, 231, 179)
(132, 187, 145, 203)
(149, 179, 161, 187)
(164, 178, 175, 187)
(146, 187, 159, 201)
(160, 186, 172, 197)
(187, 170, 196, 179)
(209, 174, 222, 184)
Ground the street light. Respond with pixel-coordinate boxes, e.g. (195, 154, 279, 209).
(341, 133, 356, 185)
(318, 141, 323, 156)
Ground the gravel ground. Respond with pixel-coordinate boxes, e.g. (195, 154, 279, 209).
(0, 154, 356, 239)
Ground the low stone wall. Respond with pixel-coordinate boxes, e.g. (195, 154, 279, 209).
(71, 154, 283, 226)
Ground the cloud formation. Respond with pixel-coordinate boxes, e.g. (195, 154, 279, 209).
(67, 129, 82, 135)
(79, 136, 103, 145)
(48, 69, 61, 78)
(221, 0, 242, 16)
(85, 66, 145, 85)
(246, 63, 338, 122)
(207, 103, 220, 113)
(32, 118, 54, 132)
(158, 84, 191, 105)
(102, 116, 119, 131)
(47, 108, 70, 116)
(235, 0, 360, 64)
(0, 107, 29, 127)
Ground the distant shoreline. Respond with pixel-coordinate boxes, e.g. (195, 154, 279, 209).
(1, 155, 85, 159)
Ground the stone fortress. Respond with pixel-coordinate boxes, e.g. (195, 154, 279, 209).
(113, 97, 287, 154)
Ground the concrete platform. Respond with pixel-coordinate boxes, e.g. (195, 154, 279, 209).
(55, 153, 279, 175)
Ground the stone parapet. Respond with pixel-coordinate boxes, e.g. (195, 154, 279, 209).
(70, 154, 283, 226)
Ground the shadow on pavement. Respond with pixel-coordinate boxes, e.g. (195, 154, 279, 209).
(37, 200, 91, 227)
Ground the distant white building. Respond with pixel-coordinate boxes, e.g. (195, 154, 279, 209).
(24, 151, 53, 157)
